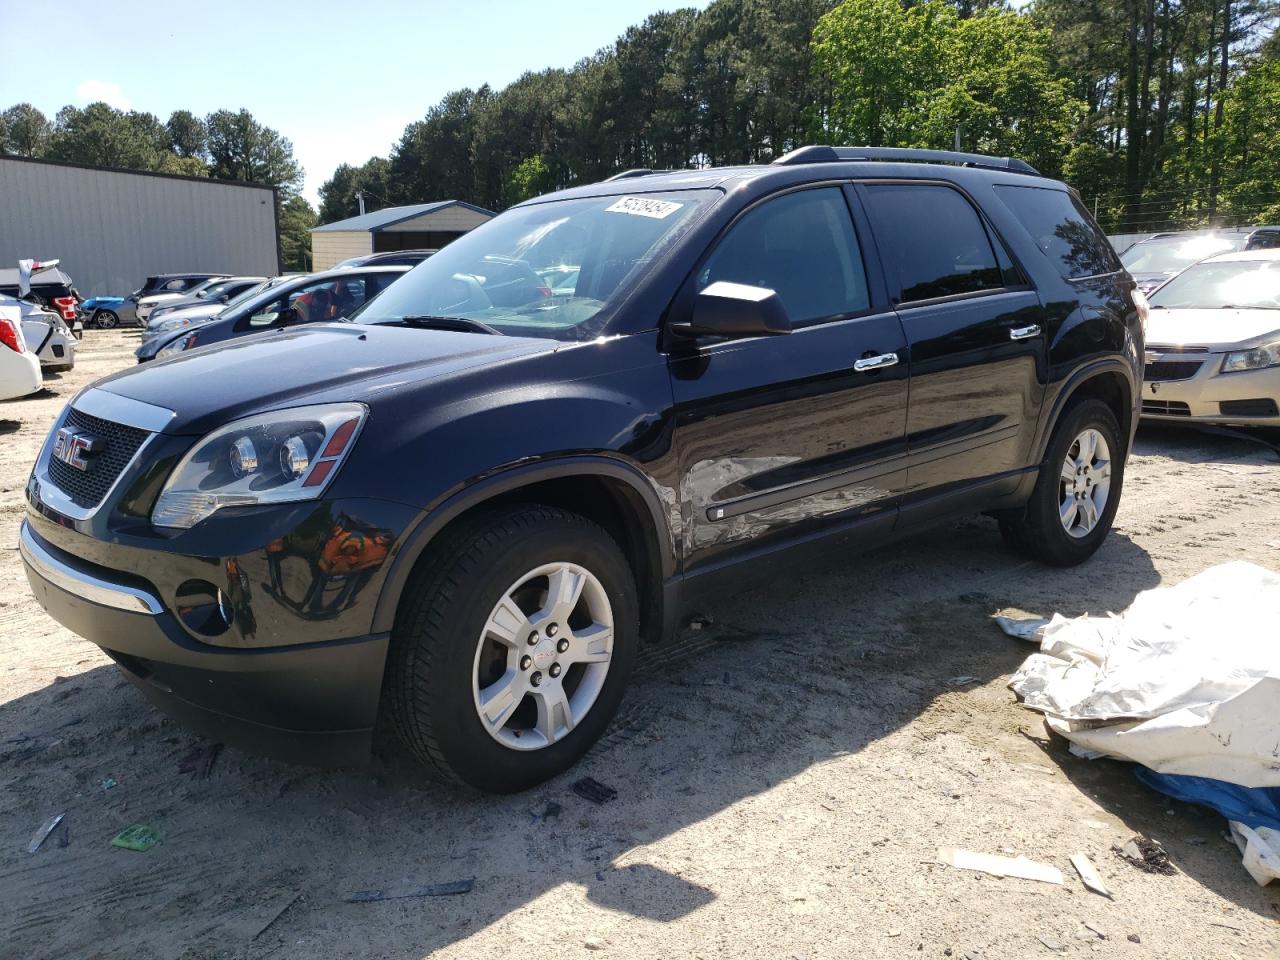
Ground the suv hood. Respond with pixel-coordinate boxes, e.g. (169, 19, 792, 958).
(1146, 307, 1280, 349)
(92, 322, 560, 435)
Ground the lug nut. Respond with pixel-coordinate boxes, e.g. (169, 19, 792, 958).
(527, 631, 539, 646)
(531, 671, 543, 687)
(547, 623, 559, 637)
(549, 663, 562, 678)
(520, 655, 532, 671)
(556, 638, 569, 653)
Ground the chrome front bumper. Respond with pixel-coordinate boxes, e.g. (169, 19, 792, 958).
(20, 521, 162, 614)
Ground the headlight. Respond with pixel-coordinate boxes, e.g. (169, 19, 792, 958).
(156, 333, 198, 357)
(1221, 340, 1280, 373)
(155, 317, 192, 333)
(152, 403, 366, 529)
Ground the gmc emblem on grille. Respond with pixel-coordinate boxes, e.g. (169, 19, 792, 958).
(52, 427, 103, 472)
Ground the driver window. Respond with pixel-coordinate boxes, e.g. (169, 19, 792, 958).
(698, 188, 870, 325)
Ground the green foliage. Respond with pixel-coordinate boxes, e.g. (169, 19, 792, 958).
(166, 110, 207, 160)
(504, 156, 557, 206)
(318, 156, 393, 223)
(1, 103, 51, 156)
(1216, 55, 1280, 222)
(206, 109, 303, 195)
(279, 195, 318, 272)
(46, 103, 174, 169)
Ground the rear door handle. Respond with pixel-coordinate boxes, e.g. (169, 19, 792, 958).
(853, 352, 899, 372)
(1010, 324, 1041, 340)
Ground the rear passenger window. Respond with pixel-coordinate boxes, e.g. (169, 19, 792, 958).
(863, 184, 1005, 303)
(994, 185, 1121, 279)
(699, 187, 869, 324)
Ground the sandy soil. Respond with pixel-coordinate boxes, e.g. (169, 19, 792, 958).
(1, 330, 1278, 960)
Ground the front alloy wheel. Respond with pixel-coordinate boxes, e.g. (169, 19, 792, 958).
(385, 505, 638, 793)
(474, 562, 614, 750)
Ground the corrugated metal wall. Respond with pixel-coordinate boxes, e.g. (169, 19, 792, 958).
(0, 157, 280, 296)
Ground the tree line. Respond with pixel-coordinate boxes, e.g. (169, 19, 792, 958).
(0, 103, 316, 270)
(5, 0, 1279, 249)
(319, 0, 1279, 236)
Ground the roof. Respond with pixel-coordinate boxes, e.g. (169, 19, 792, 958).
(312, 200, 496, 233)
(1202, 248, 1280, 263)
(0, 265, 74, 287)
(0, 152, 276, 192)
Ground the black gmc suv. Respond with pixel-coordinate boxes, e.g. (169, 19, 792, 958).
(21, 147, 1145, 793)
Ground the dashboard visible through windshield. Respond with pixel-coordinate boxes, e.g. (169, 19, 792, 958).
(351, 190, 713, 340)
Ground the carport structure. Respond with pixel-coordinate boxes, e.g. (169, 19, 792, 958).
(310, 201, 495, 269)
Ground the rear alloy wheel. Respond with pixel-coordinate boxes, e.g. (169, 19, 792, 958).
(93, 309, 118, 329)
(385, 505, 638, 793)
(999, 398, 1124, 566)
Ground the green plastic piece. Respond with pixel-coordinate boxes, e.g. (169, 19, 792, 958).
(110, 824, 159, 851)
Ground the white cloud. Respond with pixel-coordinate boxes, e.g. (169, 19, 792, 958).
(290, 112, 409, 207)
(75, 80, 131, 111)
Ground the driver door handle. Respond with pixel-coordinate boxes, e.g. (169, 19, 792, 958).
(853, 352, 899, 372)
(1010, 324, 1041, 340)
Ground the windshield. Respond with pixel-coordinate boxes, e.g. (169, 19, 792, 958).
(196, 278, 247, 300)
(352, 191, 712, 339)
(1121, 234, 1242, 274)
(1147, 259, 1280, 310)
(220, 280, 270, 310)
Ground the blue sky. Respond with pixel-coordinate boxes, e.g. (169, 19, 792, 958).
(0, 0, 706, 205)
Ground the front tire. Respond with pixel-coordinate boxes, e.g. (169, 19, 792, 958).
(999, 398, 1124, 567)
(93, 309, 119, 329)
(384, 505, 639, 793)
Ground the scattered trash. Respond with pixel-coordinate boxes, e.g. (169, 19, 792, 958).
(529, 800, 562, 826)
(937, 847, 1063, 885)
(946, 676, 978, 687)
(1127, 933, 1141, 944)
(1081, 922, 1107, 940)
(1113, 835, 1175, 876)
(178, 743, 222, 780)
(993, 615, 1049, 641)
(111, 824, 160, 852)
(1069, 853, 1112, 898)
(345, 878, 474, 902)
(584, 937, 607, 951)
(1228, 822, 1280, 887)
(1036, 934, 1066, 952)
(100, 777, 117, 791)
(28, 813, 64, 854)
(572, 777, 618, 805)
(887, 929, 903, 938)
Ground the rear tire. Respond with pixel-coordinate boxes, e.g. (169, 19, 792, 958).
(384, 504, 638, 793)
(999, 398, 1124, 567)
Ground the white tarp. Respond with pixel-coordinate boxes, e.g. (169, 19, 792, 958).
(1002, 562, 1280, 885)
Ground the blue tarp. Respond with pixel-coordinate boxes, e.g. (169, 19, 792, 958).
(1136, 768, 1280, 832)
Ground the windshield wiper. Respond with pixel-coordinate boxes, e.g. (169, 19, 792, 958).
(395, 315, 504, 335)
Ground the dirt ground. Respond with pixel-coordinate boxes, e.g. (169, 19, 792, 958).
(1, 330, 1278, 960)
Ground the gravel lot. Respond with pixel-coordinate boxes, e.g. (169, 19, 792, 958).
(1, 330, 1278, 959)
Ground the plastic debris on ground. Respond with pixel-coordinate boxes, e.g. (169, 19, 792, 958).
(28, 813, 64, 854)
(1069, 852, 1112, 898)
(111, 824, 160, 852)
(936, 847, 1063, 884)
(345, 878, 474, 902)
(572, 777, 618, 805)
(1000, 562, 1280, 885)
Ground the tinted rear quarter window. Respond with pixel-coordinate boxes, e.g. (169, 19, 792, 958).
(862, 184, 1005, 303)
(994, 185, 1120, 280)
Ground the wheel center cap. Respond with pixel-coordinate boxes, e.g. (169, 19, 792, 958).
(531, 638, 557, 671)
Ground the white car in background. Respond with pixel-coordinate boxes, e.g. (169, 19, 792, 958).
(15, 299, 76, 373)
(0, 303, 43, 400)
(1141, 248, 1280, 425)
(136, 275, 229, 324)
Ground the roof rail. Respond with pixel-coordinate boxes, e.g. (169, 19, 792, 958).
(605, 169, 659, 182)
(772, 145, 1041, 176)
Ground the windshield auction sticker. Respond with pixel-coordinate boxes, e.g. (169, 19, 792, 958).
(606, 197, 684, 219)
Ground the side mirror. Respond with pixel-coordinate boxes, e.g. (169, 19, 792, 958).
(674, 281, 791, 339)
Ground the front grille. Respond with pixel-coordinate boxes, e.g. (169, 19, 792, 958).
(1143, 400, 1191, 416)
(1219, 398, 1279, 417)
(45, 407, 150, 509)
(1144, 360, 1203, 382)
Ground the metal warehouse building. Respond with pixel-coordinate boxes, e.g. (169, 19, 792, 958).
(310, 201, 495, 270)
(0, 155, 280, 297)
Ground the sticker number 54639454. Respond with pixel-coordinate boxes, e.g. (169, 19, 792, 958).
(605, 196, 684, 219)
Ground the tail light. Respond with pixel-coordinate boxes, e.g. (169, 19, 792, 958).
(53, 296, 77, 321)
(538, 286, 553, 298)
(0, 317, 24, 353)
